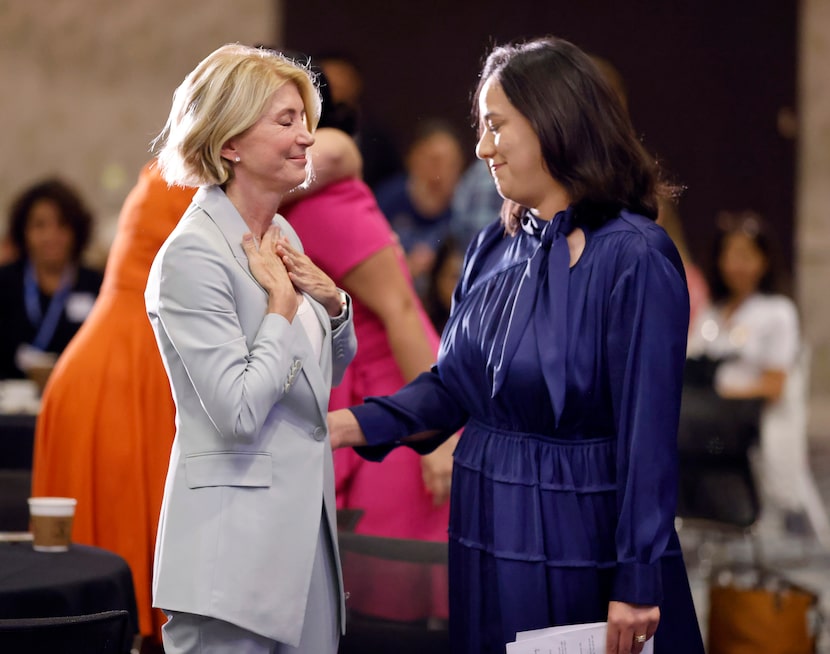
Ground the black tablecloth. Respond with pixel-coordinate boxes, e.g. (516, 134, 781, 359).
(0, 413, 36, 469)
(0, 543, 138, 636)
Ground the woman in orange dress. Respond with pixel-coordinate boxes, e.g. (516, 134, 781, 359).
(32, 162, 193, 642)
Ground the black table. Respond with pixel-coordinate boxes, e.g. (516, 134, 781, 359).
(0, 542, 139, 638)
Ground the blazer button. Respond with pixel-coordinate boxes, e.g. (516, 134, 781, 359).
(312, 426, 326, 441)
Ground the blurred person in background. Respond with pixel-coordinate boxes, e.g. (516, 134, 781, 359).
(0, 178, 102, 386)
(422, 235, 464, 335)
(283, 81, 454, 542)
(451, 158, 505, 250)
(0, 235, 16, 264)
(317, 51, 404, 189)
(32, 165, 193, 648)
(687, 210, 830, 546)
(375, 119, 465, 295)
(284, 68, 456, 623)
(688, 211, 794, 403)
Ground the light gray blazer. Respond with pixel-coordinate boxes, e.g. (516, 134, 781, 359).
(145, 185, 356, 645)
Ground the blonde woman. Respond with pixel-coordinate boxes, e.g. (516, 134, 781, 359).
(146, 44, 356, 653)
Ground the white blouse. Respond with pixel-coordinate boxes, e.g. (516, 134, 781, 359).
(295, 295, 323, 360)
(687, 293, 800, 395)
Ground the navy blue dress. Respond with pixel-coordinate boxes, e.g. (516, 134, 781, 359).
(351, 208, 704, 654)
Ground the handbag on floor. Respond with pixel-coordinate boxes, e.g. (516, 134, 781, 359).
(708, 564, 822, 654)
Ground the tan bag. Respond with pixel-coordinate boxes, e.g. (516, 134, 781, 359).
(708, 565, 822, 654)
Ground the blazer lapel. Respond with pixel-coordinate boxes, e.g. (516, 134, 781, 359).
(193, 186, 261, 286)
(195, 187, 332, 424)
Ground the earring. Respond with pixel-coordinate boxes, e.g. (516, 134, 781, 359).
(235, 156, 241, 163)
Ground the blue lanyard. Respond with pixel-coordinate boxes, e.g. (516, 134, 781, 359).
(23, 261, 75, 351)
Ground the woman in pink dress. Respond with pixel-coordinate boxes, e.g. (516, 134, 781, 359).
(283, 174, 453, 624)
(281, 59, 454, 622)
(283, 177, 453, 541)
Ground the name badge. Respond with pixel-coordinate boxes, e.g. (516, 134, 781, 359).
(65, 292, 96, 323)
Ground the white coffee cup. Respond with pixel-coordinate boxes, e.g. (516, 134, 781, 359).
(28, 497, 77, 552)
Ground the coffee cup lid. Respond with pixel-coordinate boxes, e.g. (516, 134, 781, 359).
(28, 497, 77, 516)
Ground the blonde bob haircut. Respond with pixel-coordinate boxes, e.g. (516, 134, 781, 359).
(153, 43, 321, 187)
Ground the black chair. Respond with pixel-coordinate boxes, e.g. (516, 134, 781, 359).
(0, 412, 36, 533)
(677, 358, 763, 525)
(0, 413, 37, 469)
(336, 508, 365, 532)
(337, 531, 450, 654)
(0, 469, 32, 532)
(676, 366, 765, 565)
(0, 610, 132, 654)
(676, 384, 763, 528)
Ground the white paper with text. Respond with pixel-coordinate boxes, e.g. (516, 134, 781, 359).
(507, 621, 654, 654)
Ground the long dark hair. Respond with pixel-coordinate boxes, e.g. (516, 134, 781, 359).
(708, 210, 786, 302)
(475, 36, 667, 233)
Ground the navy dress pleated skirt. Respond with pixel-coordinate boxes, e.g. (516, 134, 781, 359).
(353, 210, 705, 654)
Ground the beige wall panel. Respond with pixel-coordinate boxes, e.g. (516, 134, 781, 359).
(798, 0, 830, 436)
(0, 0, 280, 263)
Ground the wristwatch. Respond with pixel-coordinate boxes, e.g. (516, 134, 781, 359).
(330, 291, 349, 329)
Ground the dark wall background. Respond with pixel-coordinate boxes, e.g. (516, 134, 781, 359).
(284, 0, 797, 277)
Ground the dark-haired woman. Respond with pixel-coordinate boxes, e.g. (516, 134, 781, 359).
(0, 178, 102, 381)
(688, 211, 796, 404)
(687, 211, 830, 546)
(329, 36, 703, 654)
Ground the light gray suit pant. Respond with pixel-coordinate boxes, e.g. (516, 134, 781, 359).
(162, 510, 340, 654)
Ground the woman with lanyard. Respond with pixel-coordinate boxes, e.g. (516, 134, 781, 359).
(0, 178, 102, 383)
